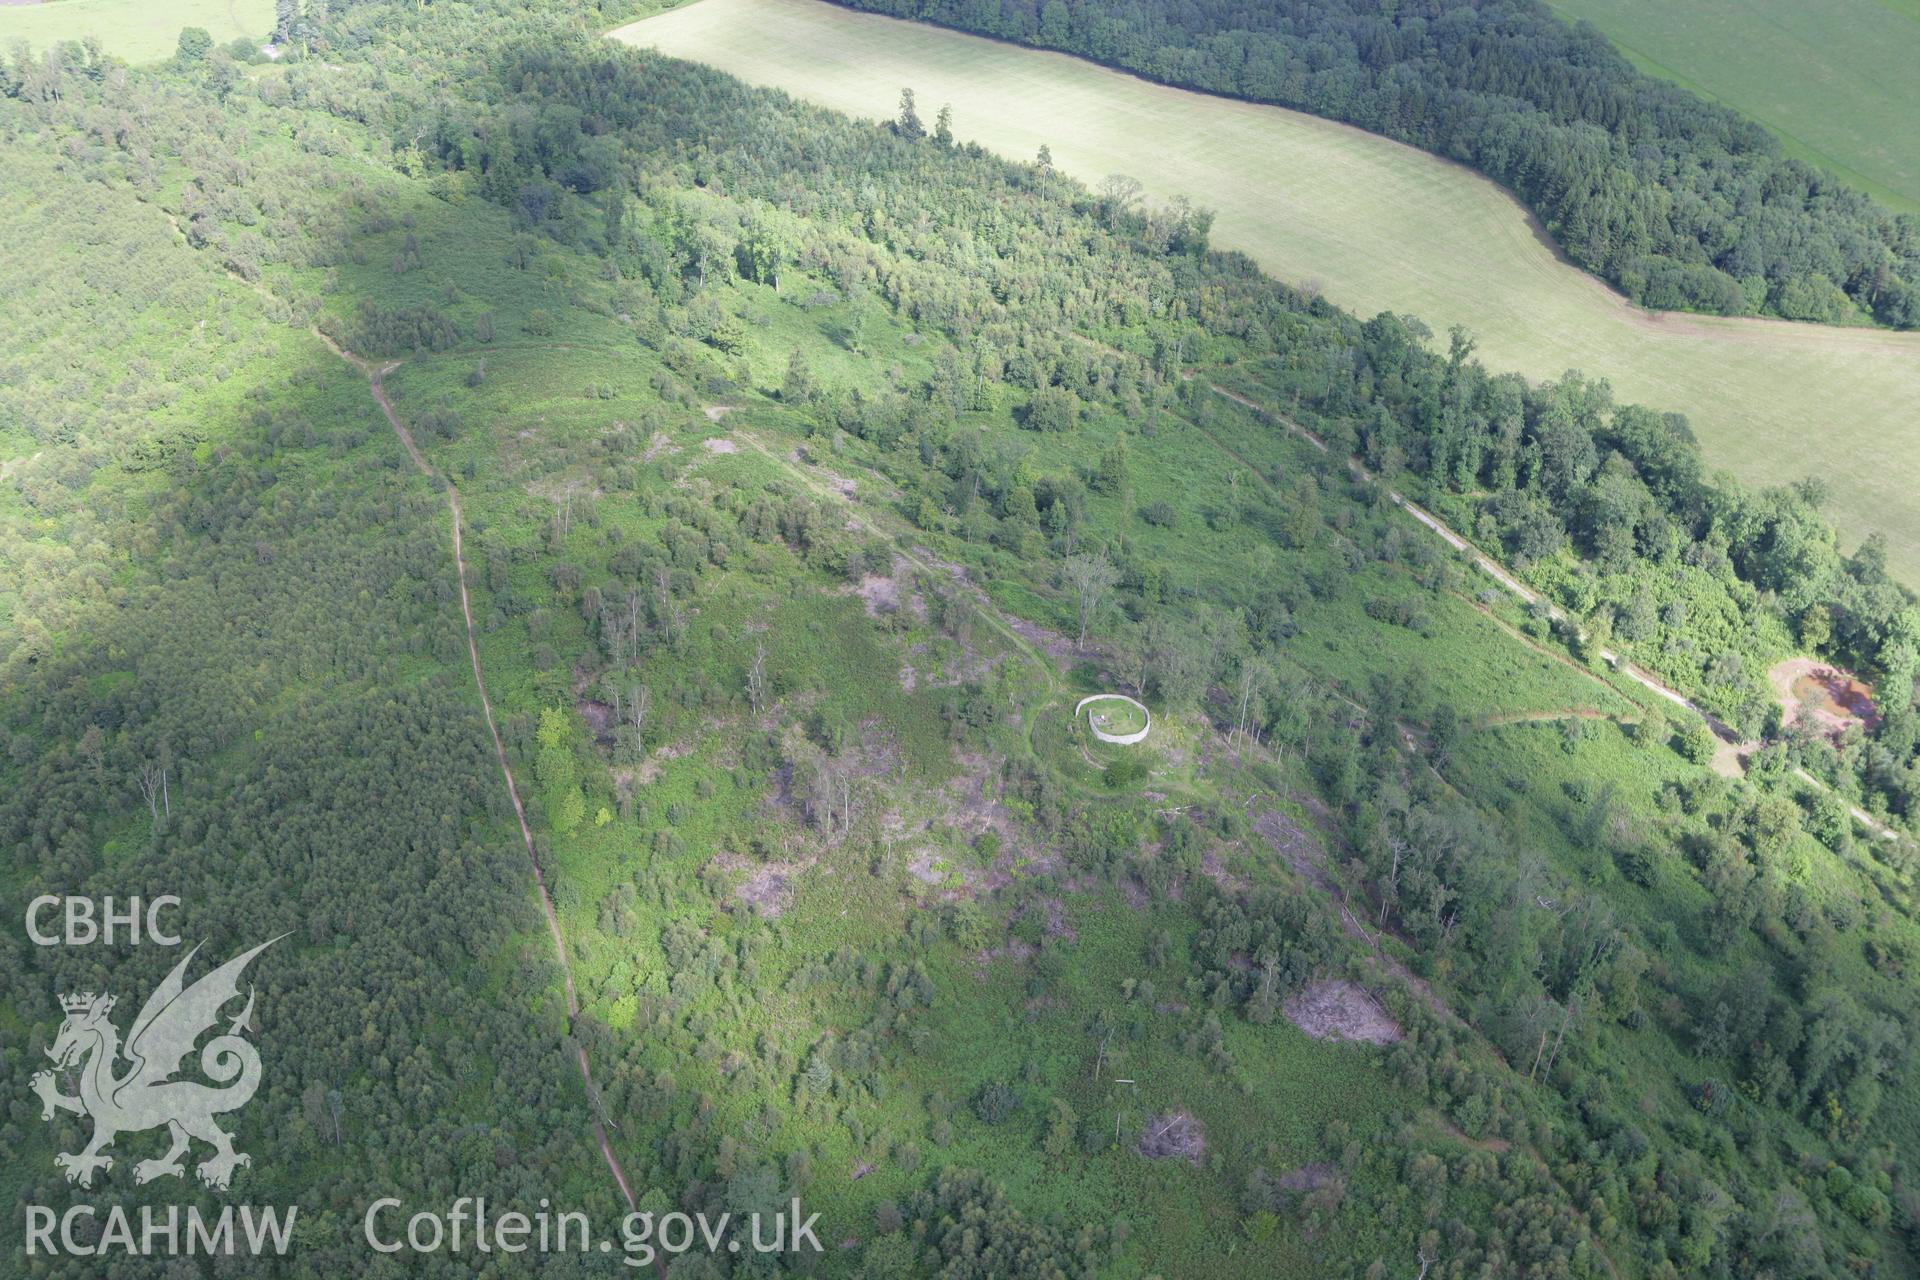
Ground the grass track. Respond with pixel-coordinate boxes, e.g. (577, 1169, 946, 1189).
(616, 0, 1920, 582)
(0, 0, 271, 63)
(1546, 0, 1920, 213)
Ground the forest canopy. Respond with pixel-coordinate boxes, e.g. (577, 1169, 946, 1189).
(828, 0, 1920, 328)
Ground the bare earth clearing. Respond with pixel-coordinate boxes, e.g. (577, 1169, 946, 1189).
(1138, 1111, 1207, 1163)
(617, 0, 1920, 580)
(1284, 979, 1404, 1045)
(1769, 657, 1881, 737)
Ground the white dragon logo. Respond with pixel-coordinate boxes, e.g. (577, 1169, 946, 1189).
(32, 937, 282, 1191)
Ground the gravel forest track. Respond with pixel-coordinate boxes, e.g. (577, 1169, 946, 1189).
(1208, 383, 1723, 720)
(1211, 383, 1903, 839)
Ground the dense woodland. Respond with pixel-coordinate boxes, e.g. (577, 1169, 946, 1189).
(831, 0, 1920, 328)
(3, 0, 1920, 1276)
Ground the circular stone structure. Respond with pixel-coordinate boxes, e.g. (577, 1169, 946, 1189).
(1076, 693, 1152, 745)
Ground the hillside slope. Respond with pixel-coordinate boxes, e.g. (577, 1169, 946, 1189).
(4, 6, 1920, 1276)
(621, 0, 1920, 582)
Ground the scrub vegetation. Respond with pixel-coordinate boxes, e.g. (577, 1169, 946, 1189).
(4, 3, 1920, 1277)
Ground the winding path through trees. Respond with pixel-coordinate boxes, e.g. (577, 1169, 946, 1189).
(327, 339, 642, 1222)
(1208, 384, 1903, 840)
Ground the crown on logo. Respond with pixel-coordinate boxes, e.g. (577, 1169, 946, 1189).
(60, 991, 112, 1015)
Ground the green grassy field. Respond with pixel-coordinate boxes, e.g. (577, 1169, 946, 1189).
(1546, 0, 1920, 214)
(616, 0, 1920, 583)
(0, 0, 272, 63)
